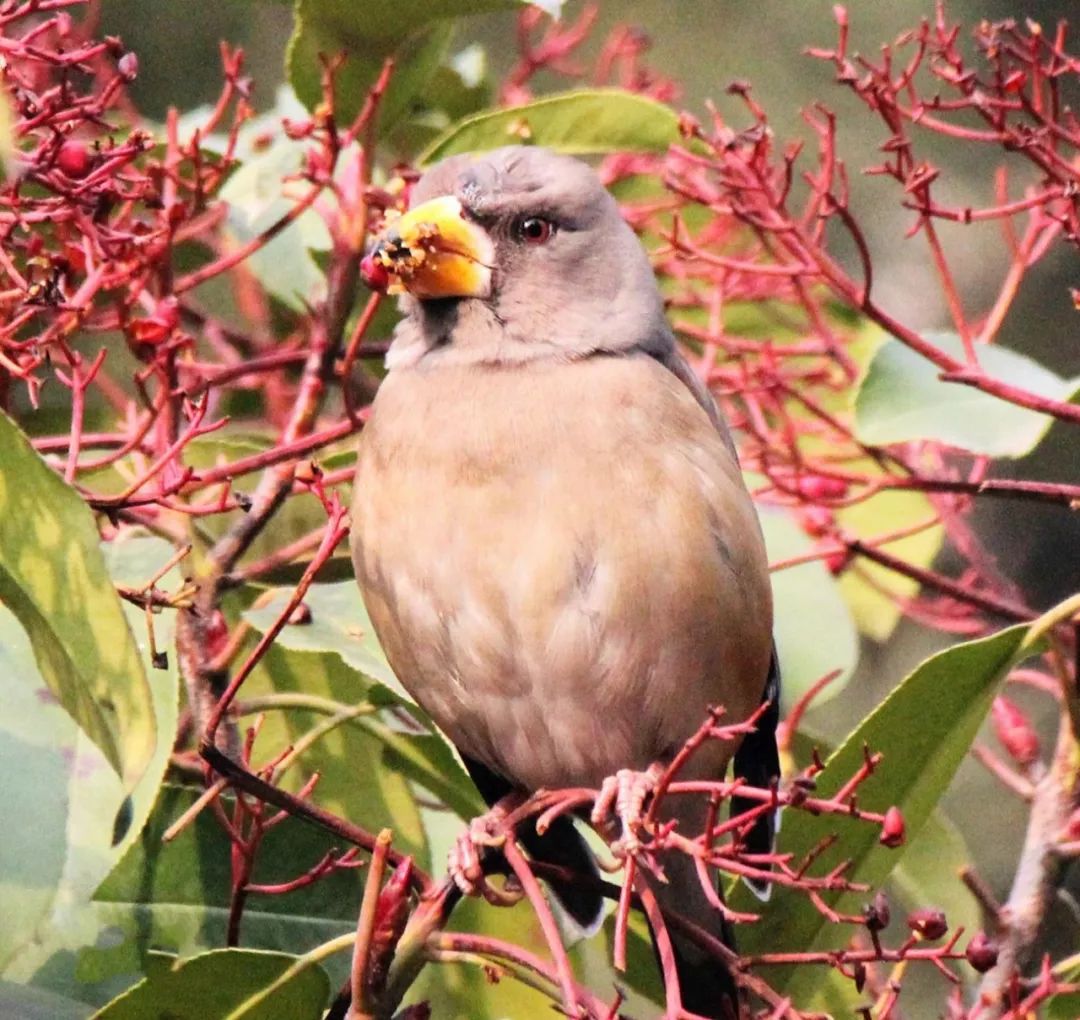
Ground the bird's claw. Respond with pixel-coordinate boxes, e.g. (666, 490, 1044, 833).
(448, 806, 522, 907)
(591, 763, 665, 855)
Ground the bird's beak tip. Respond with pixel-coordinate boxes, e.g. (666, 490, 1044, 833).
(362, 195, 493, 300)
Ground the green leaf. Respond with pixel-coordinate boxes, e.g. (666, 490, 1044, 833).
(220, 136, 330, 312)
(759, 507, 858, 707)
(0, 536, 179, 999)
(1049, 959, 1080, 1019)
(0, 981, 92, 1019)
(854, 331, 1079, 458)
(92, 783, 364, 987)
(243, 581, 403, 699)
(0, 411, 156, 788)
(419, 89, 680, 164)
(244, 589, 480, 822)
(286, 0, 529, 130)
(836, 486, 943, 642)
(732, 624, 1034, 996)
(91, 948, 329, 1020)
(889, 811, 981, 958)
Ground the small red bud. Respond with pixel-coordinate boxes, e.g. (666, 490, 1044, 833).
(880, 806, 906, 848)
(796, 475, 849, 501)
(907, 908, 948, 940)
(823, 547, 852, 575)
(364, 857, 415, 1000)
(56, 140, 93, 179)
(205, 609, 229, 661)
(799, 505, 834, 538)
(991, 696, 1040, 767)
(118, 51, 139, 81)
(130, 297, 180, 346)
(1063, 807, 1080, 841)
(1002, 70, 1026, 93)
(965, 932, 999, 973)
(361, 252, 390, 293)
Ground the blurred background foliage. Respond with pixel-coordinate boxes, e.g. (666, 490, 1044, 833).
(2, 2, 1078, 1017)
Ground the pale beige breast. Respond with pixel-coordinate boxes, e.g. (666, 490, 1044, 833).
(350, 353, 773, 790)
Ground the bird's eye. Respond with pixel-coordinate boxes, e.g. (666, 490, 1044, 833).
(516, 216, 554, 245)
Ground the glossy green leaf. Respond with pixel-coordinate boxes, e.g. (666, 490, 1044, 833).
(0, 411, 156, 788)
(244, 587, 479, 820)
(92, 948, 328, 1020)
(286, 0, 530, 130)
(732, 624, 1034, 995)
(245, 642, 428, 865)
(419, 89, 680, 164)
(0, 537, 179, 999)
(855, 331, 1079, 458)
(758, 507, 859, 707)
(243, 581, 402, 698)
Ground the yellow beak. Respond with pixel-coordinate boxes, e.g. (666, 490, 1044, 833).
(362, 196, 494, 300)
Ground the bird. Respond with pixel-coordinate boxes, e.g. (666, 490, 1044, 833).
(350, 145, 779, 1018)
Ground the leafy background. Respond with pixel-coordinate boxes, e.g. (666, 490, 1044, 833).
(1, 0, 1078, 1017)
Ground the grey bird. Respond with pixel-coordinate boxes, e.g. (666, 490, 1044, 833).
(351, 146, 779, 1017)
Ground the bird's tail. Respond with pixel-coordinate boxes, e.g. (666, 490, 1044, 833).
(647, 798, 743, 1019)
(518, 814, 606, 933)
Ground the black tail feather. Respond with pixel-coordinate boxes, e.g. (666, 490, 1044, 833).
(462, 753, 604, 932)
(731, 646, 782, 891)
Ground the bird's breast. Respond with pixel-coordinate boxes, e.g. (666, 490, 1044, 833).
(350, 355, 772, 790)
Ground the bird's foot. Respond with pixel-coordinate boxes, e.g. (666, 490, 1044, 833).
(448, 798, 524, 907)
(591, 763, 665, 855)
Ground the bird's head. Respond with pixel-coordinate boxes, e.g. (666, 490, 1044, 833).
(362, 146, 671, 368)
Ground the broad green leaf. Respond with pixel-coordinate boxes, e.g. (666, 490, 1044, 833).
(0, 411, 155, 788)
(419, 89, 680, 164)
(243, 581, 402, 697)
(246, 643, 428, 863)
(90, 784, 364, 989)
(889, 810, 981, 957)
(732, 624, 1033, 996)
(0, 537, 179, 1000)
(0, 981, 92, 1019)
(244, 591, 479, 821)
(92, 948, 328, 1020)
(286, 1, 530, 129)
(759, 507, 858, 707)
(855, 331, 1079, 457)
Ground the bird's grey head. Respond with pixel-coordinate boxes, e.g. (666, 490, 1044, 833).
(362, 146, 673, 369)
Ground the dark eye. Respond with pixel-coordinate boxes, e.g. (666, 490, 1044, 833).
(516, 216, 554, 245)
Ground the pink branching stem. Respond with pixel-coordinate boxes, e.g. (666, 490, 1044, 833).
(499, 833, 581, 1015)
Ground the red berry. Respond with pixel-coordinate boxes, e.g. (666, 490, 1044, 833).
(799, 505, 834, 538)
(907, 908, 948, 940)
(56, 140, 93, 179)
(796, 475, 849, 501)
(965, 932, 999, 973)
(361, 252, 391, 293)
(879, 806, 906, 848)
(991, 696, 1040, 767)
